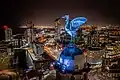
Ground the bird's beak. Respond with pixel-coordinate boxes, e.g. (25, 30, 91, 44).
(61, 16, 65, 18)
(61, 15, 69, 19)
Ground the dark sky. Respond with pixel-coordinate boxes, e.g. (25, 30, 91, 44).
(0, 0, 120, 40)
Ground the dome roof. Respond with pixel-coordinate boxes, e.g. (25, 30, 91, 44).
(61, 44, 83, 57)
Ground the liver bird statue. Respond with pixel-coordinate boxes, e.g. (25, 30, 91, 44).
(54, 15, 87, 74)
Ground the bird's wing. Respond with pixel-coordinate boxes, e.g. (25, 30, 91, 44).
(70, 17, 87, 31)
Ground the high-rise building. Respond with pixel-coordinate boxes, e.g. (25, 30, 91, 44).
(5, 28, 12, 41)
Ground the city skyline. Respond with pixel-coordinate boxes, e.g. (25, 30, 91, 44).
(0, 0, 120, 40)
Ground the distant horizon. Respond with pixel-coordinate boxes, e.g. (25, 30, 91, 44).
(19, 10, 119, 26)
(0, 0, 120, 40)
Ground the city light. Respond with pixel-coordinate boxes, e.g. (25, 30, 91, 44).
(3, 25, 8, 29)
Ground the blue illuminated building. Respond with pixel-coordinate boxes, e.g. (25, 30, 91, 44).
(55, 15, 87, 74)
(55, 44, 83, 73)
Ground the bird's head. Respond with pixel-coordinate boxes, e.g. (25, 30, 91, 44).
(61, 15, 69, 20)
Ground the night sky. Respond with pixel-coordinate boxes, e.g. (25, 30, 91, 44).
(0, 0, 120, 40)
